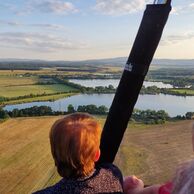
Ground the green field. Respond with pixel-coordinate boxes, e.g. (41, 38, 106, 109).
(0, 84, 77, 98)
(1, 93, 77, 105)
(170, 88, 194, 95)
(0, 73, 79, 105)
(0, 117, 193, 194)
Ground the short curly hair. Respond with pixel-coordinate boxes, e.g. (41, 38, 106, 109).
(50, 113, 101, 178)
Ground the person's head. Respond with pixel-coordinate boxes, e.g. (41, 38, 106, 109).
(50, 113, 101, 178)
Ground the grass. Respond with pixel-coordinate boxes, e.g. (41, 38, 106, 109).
(170, 88, 194, 95)
(0, 84, 77, 98)
(0, 117, 193, 194)
(116, 121, 194, 184)
(0, 67, 121, 76)
(0, 75, 38, 87)
(1, 93, 77, 106)
(0, 73, 79, 105)
(0, 70, 58, 76)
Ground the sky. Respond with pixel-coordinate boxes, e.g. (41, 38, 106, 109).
(0, 0, 194, 61)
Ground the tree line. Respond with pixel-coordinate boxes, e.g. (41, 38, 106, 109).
(1, 105, 193, 124)
(0, 104, 108, 120)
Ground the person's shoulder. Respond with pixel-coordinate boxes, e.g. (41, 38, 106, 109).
(32, 180, 63, 194)
(32, 187, 53, 194)
(98, 163, 123, 182)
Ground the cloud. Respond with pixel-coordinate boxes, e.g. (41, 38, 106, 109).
(171, 3, 194, 15)
(8, 0, 78, 15)
(189, 3, 194, 9)
(0, 19, 20, 26)
(94, 0, 150, 15)
(161, 32, 194, 45)
(0, 19, 66, 30)
(31, 0, 78, 14)
(0, 32, 88, 52)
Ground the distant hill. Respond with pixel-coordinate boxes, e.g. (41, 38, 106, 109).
(0, 57, 193, 70)
(152, 59, 194, 69)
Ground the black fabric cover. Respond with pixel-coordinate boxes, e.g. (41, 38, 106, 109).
(97, 2, 172, 165)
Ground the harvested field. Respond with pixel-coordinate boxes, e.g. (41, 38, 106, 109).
(115, 121, 194, 184)
(0, 117, 193, 193)
(0, 76, 38, 87)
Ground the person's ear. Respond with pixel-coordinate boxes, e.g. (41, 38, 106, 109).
(94, 149, 101, 162)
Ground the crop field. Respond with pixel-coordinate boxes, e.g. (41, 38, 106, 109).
(0, 84, 77, 98)
(0, 66, 121, 76)
(0, 72, 80, 105)
(0, 73, 78, 98)
(2, 93, 77, 105)
(0, 70, 57, 76)
(0, 75, 38, 87)
(0, 117, 193, 194)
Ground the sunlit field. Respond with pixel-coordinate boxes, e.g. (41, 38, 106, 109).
(0, 84, 76, 98)
(0, 117, 193, 194)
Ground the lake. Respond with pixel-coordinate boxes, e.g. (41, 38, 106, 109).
(4, 94, 194, 117)
(69, 79, 173, 88)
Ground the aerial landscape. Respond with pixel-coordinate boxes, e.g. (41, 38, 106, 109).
(1, 0, 194, 193)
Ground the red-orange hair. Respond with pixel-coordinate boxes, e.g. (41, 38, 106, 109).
(50, 113, 101, 178)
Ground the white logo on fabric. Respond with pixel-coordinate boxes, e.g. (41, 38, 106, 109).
(124, 63, 133, 72)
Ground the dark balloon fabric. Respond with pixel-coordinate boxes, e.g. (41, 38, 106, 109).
(97, 2, 172, 165)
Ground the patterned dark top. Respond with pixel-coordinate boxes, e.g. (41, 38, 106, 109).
(33, 163, 123, 194)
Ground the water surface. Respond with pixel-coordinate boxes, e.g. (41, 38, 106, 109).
(69, 79, 173, 88)
(4, 94, 194, 117)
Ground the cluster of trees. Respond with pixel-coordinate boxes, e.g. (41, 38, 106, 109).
(140, 86, 194, 96)
(1, 105, 194, 124)
(0, 104, 108, 119)
(132, 109, 169, 124)
(67, 104, 108, 115)
(8, 106, 53, 117)
(0, 96, 7, 103)
(141, 86, 160, 95)
(175, 112, 194, 120)
(0, 107, 9, 120)
(169, 78, 192, 88)
(0, 106, 54, 120)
